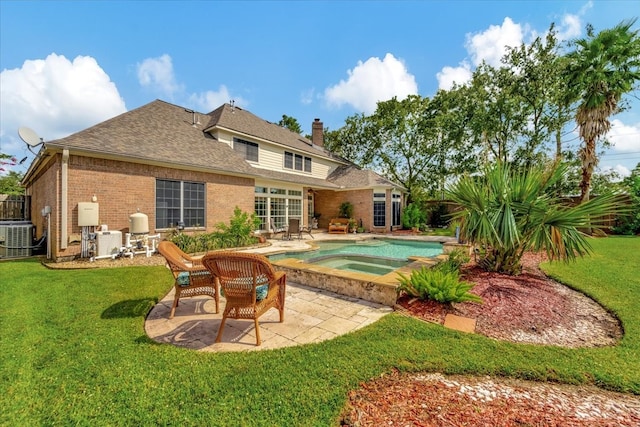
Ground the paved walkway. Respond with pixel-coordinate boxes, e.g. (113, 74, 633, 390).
(145, 232, 453, 352)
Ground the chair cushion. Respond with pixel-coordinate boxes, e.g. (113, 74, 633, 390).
(256, 284, 268, 301)
(220, 284, 268, 301)
(177, 271, 190, 286)
(176, 271, 209, 286)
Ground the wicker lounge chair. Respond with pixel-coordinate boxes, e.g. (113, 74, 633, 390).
(157, 241, 219, 319)
(201, 252, 286, 346)
(269, 218, 287, 239)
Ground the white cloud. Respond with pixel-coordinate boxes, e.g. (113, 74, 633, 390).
(557, 13, 582, 41)
(136, 54, 182, 97)
(466, 17, 525, 67)
(300, 88, 315, 105)
(187, 85, 247, 112)
(0, 53, 126, 170)
(608, 119, 640, 153)
(437, 62, 473, 90)
(324, 53, 418, 114)
(436, 17, 525, 90)
(599, 164, 630, 180)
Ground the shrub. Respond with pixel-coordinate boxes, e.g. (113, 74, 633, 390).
(402, 203, 426, 229)
(170, 207, 260, 252)
(437, 248, 470, 274)
(396, 249, 478, 305)
(338, 201, 354, 219)
(214, 207, 261, 248)
(396, 266, 482, 305)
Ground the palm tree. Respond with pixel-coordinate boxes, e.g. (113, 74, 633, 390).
(565, 19, 640, 203)
(447, 161, 624, 276)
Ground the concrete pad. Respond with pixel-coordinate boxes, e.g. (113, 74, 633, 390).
(443, 314, 477, 333)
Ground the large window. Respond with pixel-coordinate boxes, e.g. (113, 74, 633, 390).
(373, 192, 386, 227)
(234, 138, 259, 162)
(284, 151, 312, 172)
(255, 186, 304, 231)
(156, 179, 205, 229)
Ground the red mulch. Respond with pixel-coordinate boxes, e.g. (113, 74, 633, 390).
(340, 252, 637, 426)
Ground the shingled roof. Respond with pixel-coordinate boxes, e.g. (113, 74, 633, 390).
(327, 165, 403, 190)
(44, 100, 257, 177)
(30, 99, 397, 191)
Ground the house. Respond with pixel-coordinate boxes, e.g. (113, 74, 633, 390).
(20, 100, 405, 261)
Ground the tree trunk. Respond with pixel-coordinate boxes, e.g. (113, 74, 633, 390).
(579, 137, 597, 204)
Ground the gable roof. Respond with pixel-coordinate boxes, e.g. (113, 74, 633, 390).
(42, 100, 257, 177)
(204, 103, 341, 161)
(23, 99, 400, 191)
(327, 165, 404, 190)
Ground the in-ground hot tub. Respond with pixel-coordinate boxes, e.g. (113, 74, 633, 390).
(306, 254, 408, 275)
(269, 238, 453, 306)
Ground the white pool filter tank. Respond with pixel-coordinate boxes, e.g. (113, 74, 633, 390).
(129, 212, 149, 234)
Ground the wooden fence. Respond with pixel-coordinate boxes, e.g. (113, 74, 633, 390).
(0, 195, 29, 221)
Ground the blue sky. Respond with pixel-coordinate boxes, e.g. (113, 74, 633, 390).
(1, 0, 639, 177)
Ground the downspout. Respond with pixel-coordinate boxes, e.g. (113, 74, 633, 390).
(61, 149, 69, 249)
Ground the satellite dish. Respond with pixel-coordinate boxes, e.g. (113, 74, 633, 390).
(18, 127, 44, 154)
(18, 127, 42, 147)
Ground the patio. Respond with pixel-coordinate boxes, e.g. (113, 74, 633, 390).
(146, 232, 452, 352)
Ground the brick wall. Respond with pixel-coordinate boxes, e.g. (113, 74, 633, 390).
(315, 189, 376, 231)
(28, 155, 255, 260)
(25, 155, 60, 255)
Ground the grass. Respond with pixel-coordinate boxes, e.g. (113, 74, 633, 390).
(1, 236, 639, 426)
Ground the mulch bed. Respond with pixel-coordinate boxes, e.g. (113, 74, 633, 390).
(341, 252, 637, 426)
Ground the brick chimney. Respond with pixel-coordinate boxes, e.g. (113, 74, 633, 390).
(311, 118, 323, 147)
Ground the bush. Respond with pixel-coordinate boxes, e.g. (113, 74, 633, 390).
(214, 207, 261, 247)
(338, 201, 354, 219)
(402, 203, 426, 229)
(170, 207, 260, 252)
(437, 248, 470, 274)
(396, 266, 481, 305)
(396, 248, 478, 305)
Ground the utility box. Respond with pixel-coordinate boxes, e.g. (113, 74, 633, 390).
(95, 231, 122, 257)
(78, 203, 99, 226)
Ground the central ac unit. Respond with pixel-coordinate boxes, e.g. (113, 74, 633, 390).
(95, 231, 122, 257)
(0, 223, 33, 258)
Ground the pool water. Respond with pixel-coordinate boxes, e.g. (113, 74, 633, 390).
(269, 239, 443, 275)
(310, 254, 408, 275)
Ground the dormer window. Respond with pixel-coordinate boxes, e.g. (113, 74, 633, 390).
(234, 138, 258, 162)
(284, 151, 312, 172)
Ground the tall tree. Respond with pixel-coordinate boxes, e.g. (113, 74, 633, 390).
(565, 19, 640, 203)
(465, 25, 572, 172)
(0, 171, 24, 195)
(328, 95, 444, 201)
(503, 26, 571, 169)
(277, 114, 303, 134)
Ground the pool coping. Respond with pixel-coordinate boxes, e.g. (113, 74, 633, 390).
(267, 236, 463, 306)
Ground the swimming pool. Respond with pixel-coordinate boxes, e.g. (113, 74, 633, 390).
(269, 238, 443, 275)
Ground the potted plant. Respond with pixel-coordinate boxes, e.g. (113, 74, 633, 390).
(338, 201, 354, 219)
(348, 218, 357, 233)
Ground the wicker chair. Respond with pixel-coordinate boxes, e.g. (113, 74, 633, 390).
(201, 252, 286, 346)
(157, 241, 219, 319)
(269, 217, 287, 239)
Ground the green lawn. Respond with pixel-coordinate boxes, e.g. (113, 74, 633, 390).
(1, 236, 639, 426)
